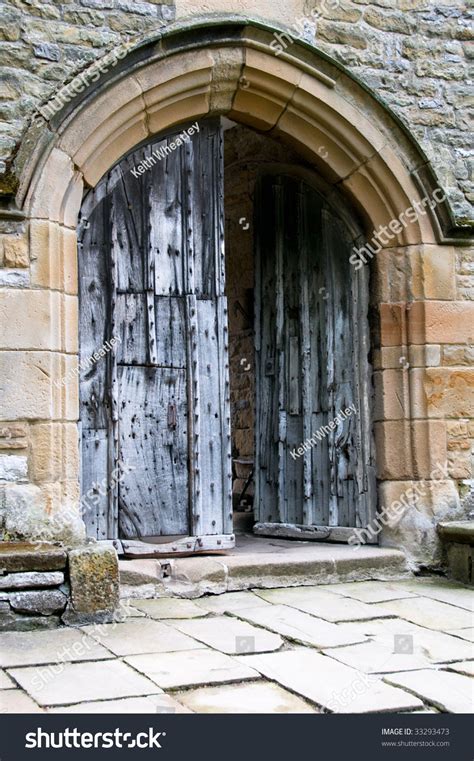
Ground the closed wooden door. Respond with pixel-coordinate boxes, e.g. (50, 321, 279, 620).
(78, 119, 232, 544)
(254, 174, 376, 541)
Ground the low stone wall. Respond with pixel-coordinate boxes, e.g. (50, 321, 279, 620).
(0, 541, 119, 631)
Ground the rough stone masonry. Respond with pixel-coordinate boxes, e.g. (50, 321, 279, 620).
(0, 1, 472, 576)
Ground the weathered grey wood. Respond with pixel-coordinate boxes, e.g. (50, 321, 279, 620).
(115, 294, 187, 367)
(254, 173, 375, 540)
(79, 118, 232, 546)
(117, 365, 189, 538)
(192, 298, 228, 535)
(80, 429, 109, 540)
(298, 188, 313, 526)
(253, 522, 375, 544)
(121, 534, 235, 557)
(78, 189, 110, 433)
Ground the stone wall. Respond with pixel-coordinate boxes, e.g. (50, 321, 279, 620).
(0, 6, 472, 571)
(0, 0, 472, 227)
(0, 542, 119, 631)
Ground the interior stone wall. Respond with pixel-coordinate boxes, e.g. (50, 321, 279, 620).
(224, 124, 312, 502)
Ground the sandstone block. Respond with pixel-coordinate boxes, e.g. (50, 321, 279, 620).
(424, 368, 474, 418)
(68, 545, 119, 616)
(0, 289, 61, 351)
(0, 541, 67, 572)
(374, 420, 447, 479)
(2, 235, 29, 268)
(409, 301, 474, 345)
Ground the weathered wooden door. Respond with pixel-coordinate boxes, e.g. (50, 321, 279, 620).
(254, 174, 376, 542)
(78, 119, 233, 552)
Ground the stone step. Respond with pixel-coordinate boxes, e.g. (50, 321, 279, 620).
(119, 534, 411, 600)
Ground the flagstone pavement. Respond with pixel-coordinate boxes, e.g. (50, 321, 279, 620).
(0, 578, 472, 714)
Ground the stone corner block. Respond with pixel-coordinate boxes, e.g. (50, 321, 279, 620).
(67, 545, 119, 616)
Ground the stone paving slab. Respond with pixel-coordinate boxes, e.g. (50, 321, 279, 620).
(49, 694, 192, 714)
(322, 641, 434, 674)
(237, 649, 424, 713)
(389, 579, 474, 612)
(316, 581, 418, 603)
(0, 628, 113, 668)
(254, 587, 393, 622)
(82, 619, 202, 657)
(194, 591, 271, 614)
(342, 618, 474, 663)
(377, 597, 473, 631)
(0, 688, 43, 713)
(233, 605, 368, 649)
(0, 670, 14, 689)
(445, 661, 474, 677)
(446, 628, 474, 643)
(384, 669, 474, 713)
(130, 598, 207, 619)
(170, 615, 283, 654)
(8, 660, 160, 707)
(175, 680, 318, 713)
(125, 648, 261, 689)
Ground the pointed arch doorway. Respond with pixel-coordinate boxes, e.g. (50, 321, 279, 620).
(78, 118, 375, 555)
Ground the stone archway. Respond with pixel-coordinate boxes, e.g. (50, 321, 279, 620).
(3, 19, 466, 565)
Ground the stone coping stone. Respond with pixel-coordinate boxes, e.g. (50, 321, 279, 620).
(438, 522, 474, 546)
(0, 542, 67, 572)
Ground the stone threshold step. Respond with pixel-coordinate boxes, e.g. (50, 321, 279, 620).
(119, 534, 411, 600)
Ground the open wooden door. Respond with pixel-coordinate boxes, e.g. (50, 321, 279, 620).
(254, 173, 376, 542)
(78, 119, 234, 555)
